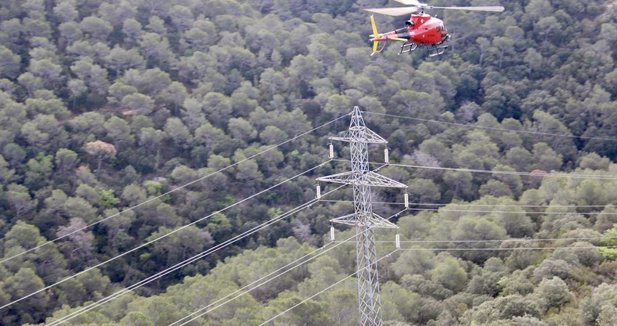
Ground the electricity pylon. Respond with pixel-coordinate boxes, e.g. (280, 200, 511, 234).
(318, 107, 407, 326)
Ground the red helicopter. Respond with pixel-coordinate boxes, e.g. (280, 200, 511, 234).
(366, 0, 504, 57)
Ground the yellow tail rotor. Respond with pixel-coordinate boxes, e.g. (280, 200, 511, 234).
(370, 15, 380, 55)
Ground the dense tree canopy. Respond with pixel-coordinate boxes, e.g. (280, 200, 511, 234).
(0, 0, 615, 325)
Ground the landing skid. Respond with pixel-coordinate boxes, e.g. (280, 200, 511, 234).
(399, 42, 418, 55)
(398, 41, 449, 57)
(428, 45, 448, 57)
(429, 34, 451, 57)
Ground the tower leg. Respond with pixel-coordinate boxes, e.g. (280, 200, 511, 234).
(356, 224, 383, 326)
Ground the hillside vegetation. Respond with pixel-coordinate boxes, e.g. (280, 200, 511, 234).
(0, 0, 616, 325)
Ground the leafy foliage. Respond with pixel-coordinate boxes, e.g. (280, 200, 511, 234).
(0, 0, 615, 325)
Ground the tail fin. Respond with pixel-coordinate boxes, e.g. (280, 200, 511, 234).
(370, 15, 380, 55)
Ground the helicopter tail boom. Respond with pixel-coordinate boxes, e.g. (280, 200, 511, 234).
(370, 15, 408, 55)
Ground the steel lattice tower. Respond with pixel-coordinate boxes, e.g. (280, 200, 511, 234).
(318, 107, 407, 326)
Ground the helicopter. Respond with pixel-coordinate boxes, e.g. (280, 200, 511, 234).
(366, 0, 504, 57)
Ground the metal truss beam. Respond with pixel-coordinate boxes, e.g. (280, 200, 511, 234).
(318, 107, 407, 326)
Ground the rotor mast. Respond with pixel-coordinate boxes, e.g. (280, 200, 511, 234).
(318, 107, 406, 326)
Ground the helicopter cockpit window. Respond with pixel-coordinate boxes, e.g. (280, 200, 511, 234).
(405, 20, 414, 26)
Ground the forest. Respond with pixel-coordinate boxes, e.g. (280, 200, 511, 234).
(0, 0, 616, 325)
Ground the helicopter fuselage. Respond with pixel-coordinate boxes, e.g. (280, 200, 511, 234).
(367, 2, 502, 56)
(381, 14, 448, 45)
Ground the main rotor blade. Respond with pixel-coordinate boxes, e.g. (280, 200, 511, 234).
(431, 6, 505, 12)
(364, 6, 419, 16)
(393, 0, 422, 5)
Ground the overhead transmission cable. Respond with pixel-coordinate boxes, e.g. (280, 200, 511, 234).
(402, 207, 617, 216)
(171, 208, 408, 326)
(187, 110, 617, 324)
(256, 243, 617, 325)
(396, 246, 617, 251)
(390, 238, 615, 244)
(321, 202, 617, 216)
(334, 160, 617, 180)
(47, 185, 347, 326)
(384, 162, 617, 180)
(362, 111, 617, 142)
(318, 199, 613, 209)
(258, 248, 400, 326)
(0, 113, 350, 266)
(169, 240, 342, 326)
(2, 161, 332, 312)
(46, 162, 392, 324)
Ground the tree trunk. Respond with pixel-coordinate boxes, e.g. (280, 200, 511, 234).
(97, 157, 102, 176)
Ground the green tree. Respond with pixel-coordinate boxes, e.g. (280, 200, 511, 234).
(431, 253, 467, 293)
(450, 216, 507, 264)
(600, 226, 617, 260)
(105, 46, 145, 75)
(533, 276, 573, 313)
(581, 284, 617, 326)
(56, 218, 95, 269)
(0, 46, 21, 79)
(55, 148, 79, 176)
(79, 16, 112, 41)
(104, 116, 134, 151)
(53, 0, 78, 23)
(84, 140, 117, 174)
(24, 153, 53, 189)
(6, 184, 37, 218)
(4, 268, 50, 325)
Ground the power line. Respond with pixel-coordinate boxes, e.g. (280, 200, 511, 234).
(397, 246, 617, 251)
(258, 249, 400, 326)
(319, 199, 615, 209)
(362, 111, 617, 142)
(172, 232, 353, 326)
(370, 161, 617, 180)
(170, 242, 338, 326)
(171, 208, 408, 326)
(387, 237, 614, 244)
(334, 159, 617, 180)
(1, 162, 331, 312)
(0, 114, 350, 266)
(397, 207, 617, 216)
(258, 244, 617, 325)
(50, 163, 394, 325)
(320, 199, 617, 216)
(47, 185, 346, 326)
